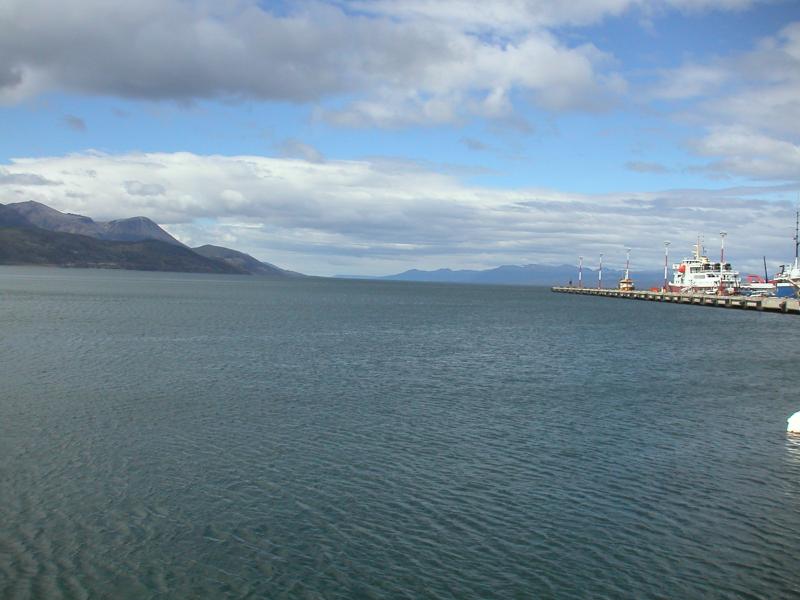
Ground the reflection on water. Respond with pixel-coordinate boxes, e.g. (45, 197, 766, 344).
(784, 434, 800, 464)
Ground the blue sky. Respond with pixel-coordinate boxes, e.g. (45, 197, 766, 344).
(1, 0, 799, 275)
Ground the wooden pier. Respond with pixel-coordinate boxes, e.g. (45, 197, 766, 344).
(551, 286, 800, 315)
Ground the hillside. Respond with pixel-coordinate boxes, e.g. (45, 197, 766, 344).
(0, 225, 244, 273)
(0, 201, 306, 276)
(193, 244, 300, 277)
(3, 201, 185, 246)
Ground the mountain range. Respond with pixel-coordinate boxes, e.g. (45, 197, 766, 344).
(1, 200, 664, 286)
(0, 200, 299, 277)
(342, 264, 664, 288)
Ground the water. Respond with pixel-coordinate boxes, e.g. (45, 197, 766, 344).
(1, 266, 799, 599)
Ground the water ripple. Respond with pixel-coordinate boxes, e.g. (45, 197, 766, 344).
(1, 268, 800, 599)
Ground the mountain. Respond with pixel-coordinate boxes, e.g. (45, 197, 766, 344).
(0, 224, 244, 274)
(345, 264, 663, 288)
(3, 200, 185, 246)
(193, 244, 303, 277)
(0, 204, 34, 228)
(0, 201, 301, 276)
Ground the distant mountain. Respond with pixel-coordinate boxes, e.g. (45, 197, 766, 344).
(345, 264, 663, 287)
(3, 200, 185, 246)
(193, 244, 303, 277)
(0, 224, 244, 274)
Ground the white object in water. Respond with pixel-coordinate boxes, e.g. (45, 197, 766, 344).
(788, 411, 800, 433)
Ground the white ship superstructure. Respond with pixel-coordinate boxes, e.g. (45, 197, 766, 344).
(667, 239, 741, 294)
(774, 210, 800, 298)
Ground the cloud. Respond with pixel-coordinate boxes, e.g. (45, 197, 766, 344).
(0, 0, 632, 124)
(655, 22, 800, 135)
(0, 65, 22, 88)
(277, 139, 325, 163)
(0, 168, 59, 186)
(691, 126, 800, 179)
(349, 0, 765, 30)
(651, 20, 800, 180)
(650, 64, 731, 100)
(461, 137, 488, 151)
(2, 150, 796, 275)
(124, 180, 165, 196)
(63, 114, 86, 132)
(625, 160, 669, 173)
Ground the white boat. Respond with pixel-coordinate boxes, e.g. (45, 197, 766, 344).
(740, 274, 776, 296)
(774, 211, 800, 298)
(667, 239, 741, 294)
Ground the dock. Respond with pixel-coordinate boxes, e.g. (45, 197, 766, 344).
(551, 286, 800, 315)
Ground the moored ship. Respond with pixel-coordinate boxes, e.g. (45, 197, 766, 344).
(774, 210, 800, 298)
(667, 239, 741, 294)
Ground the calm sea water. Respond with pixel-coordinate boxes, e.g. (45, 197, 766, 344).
(1, 266, 799, 599)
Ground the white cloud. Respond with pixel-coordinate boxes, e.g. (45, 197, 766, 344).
(0, 0, 640, 125)
(651, 64, 731, 100)
(349, 0, 764, 31)
(692, 126, 800, 179)
(2, 151, 796, 275)
(0, 0, 773, 128)
(652, 20, 800, 180)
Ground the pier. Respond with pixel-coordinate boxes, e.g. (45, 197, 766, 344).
(551, 286, 800, 315)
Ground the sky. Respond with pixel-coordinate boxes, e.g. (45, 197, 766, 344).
(1, 0, 799, 276)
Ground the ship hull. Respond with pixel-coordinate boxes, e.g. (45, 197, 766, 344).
(666, 283, 738, 294)
(776, 282, 798, 298)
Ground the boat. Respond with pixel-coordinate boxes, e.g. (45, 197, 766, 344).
(773, 211, 800, 298)
(740, 274, 775, 296)
(618, 248, 635, 291)
(667, 237, 741, 294)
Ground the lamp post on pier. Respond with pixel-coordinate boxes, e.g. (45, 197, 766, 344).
(598, 253, 603, 289)
(663, 241, 671, 292)
(625, 247, 631, 281)
(719, 231, 727, 294)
